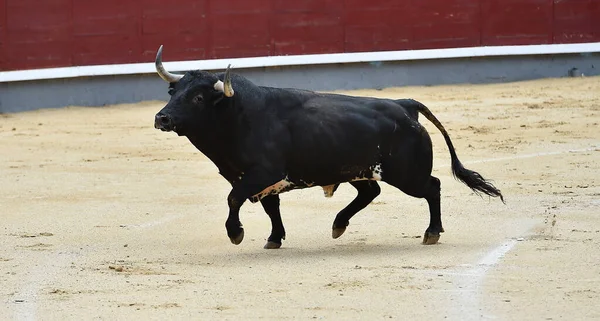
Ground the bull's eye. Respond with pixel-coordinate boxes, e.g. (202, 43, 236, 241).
(168, 88, 175, 96)
(192, 94, 204, 105)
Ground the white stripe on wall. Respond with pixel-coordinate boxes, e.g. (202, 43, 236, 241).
(1, 42, 599, 83)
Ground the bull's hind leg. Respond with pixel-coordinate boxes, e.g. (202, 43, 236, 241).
(260, 195, 286, 249)
(421, 176, 444, 245)
(402, 176, 444, 245)
(332, 181, 381, 239)
(388, 176, 444, 245)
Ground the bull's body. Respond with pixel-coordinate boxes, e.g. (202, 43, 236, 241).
(153, 46, 504, 249)
(197, 83, 426, 200)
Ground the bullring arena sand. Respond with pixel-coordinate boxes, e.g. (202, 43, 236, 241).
(1, 76, 599, 321)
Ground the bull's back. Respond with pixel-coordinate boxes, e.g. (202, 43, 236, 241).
(283, 96, 418, 184)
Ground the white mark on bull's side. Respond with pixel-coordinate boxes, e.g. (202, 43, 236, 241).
(252, 178, 293, 201)
(322, 185, 336, 198)
(349, 163, 383, 182)
(372, 163, 382, 180)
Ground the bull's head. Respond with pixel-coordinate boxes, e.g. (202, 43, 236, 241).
(154, 45, 234, 136)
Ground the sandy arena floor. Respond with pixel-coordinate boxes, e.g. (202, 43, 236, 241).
(1, 76, 599, 320)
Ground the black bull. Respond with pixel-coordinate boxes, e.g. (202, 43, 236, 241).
(153, 46, 504, 249)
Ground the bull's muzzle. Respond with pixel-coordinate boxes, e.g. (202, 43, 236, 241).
(154, 113, 174, 131)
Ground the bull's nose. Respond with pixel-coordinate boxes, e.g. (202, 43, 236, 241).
(155, 114, 173, 131)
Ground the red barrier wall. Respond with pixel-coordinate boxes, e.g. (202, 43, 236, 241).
(1, 0, 599, 71)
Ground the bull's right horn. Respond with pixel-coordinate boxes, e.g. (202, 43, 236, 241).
(223, 64, 234, 97)
(155, 45, 183, 83)
(213, 64, 235, 97)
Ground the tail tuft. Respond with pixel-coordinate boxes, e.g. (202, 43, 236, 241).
(452, 159, 505, 203)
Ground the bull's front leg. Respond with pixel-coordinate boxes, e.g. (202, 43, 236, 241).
(225, 169, 280, 245)
(225, 189, 246, 245)
(260, 195, 286, 249)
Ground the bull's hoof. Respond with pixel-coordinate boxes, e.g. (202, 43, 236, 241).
(263, 241, 282, 249)
(422, 232, 440, 245)
(332, 227, 347, 239)
(229, 229, 244, 245)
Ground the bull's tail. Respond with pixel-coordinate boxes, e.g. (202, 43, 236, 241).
(402, 99, 505, 203)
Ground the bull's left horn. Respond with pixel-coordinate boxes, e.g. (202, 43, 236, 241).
(223, 64, 234, 97)
(155, 45, 183, 83)
(214, 64, 235, 97)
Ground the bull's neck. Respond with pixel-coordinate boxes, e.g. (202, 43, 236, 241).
(185, 127, 244, 184)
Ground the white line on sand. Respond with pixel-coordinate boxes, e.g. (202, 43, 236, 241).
(129, 214, 185, 229)
(13, 252, 77, 321)
(451, 235, 534, 320)
(463, 147, 598, 165)
(448, 239, 523, 320)
(436, 146, 592, 319)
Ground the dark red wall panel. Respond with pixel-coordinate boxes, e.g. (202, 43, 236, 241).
(553, 0, 595, 43)
(140, 0, 210, 62)
(270, 11, 344, 55)
(1, 0, 599, 72)
(270, 1, 344, 55)
(344, 1, 414, 52)
(72, 1, 141, 66)
(272, 0, 343, 13)
(5, 0, 72, 70)
(412, 0, 481, 49)
(482, 0, 553, 45)
(210, 0, 271, 58)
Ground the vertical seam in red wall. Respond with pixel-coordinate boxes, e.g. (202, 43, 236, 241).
(341, 0, 347, 53)
(268, 0, 274, 57)
(69, 0, 74, 67)
(587, 0, 591, 41)
(410, 0, 415, 45)
(138, 2, 142, 62)
(590, 0, 594, 41)
(266, 0, 273, 57)
(551, 0, 555, 44)
(207, 0, 213, 59)
(478, 0, 483, 46)
(3, 0, 7, 70)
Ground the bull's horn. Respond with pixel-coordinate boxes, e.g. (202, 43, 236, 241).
(213, 64, 235, 97)
(223, 64, 234, 97)
(155, 45, 183, 83)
